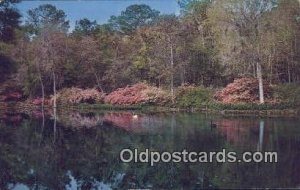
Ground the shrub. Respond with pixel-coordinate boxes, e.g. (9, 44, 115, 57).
(31, 97, 52, 106)
(272, 84, 300, 105)
(141, 86, 171, 105)
(214, 77, 272, 104)
(54, 87, 105, 105)
(0, 78, 23, 102)
(175, 85, 213, 108)
(104, 83, 171, 106)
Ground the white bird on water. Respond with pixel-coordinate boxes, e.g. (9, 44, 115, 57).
(132, 112, 138, 119)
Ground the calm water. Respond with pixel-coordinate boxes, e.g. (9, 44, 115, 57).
(0, 110, 300, 189)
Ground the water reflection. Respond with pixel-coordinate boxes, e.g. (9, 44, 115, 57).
(58, 112, 103, 129)
(0, 110, 300, 189)
(258, 120, 264, 151)
(103, 112, 166, 133)
(216, 119, 269, 147)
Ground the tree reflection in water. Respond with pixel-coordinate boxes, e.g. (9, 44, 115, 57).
(0, 111, 300, 189)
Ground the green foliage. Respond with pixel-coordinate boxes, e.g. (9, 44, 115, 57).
(210, 102, 298, 111)
(22, 69, 40, 97)
(0, 53, 16, 82)
(175, 86, 213, 108)
(108, 4, 160, 34)
(132, 46, 148, 70)
(272, 84, 300, 105)
(25, 4, 69, 35)
(0, 0, 21, 42)
(178, 0, 211, 16)
(73, 18, 98, 36)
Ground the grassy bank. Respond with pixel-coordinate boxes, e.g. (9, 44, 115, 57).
(62, 102, 299, 117)
(2, 101, 299, 117)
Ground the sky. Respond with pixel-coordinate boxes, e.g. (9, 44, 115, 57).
(17, 0, 180, 30)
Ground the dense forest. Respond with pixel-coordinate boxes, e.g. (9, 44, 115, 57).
(0, 0, 300, 108)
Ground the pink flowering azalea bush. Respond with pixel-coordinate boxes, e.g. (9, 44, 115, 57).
(214, 77, 271, 103)
(55, 87, 105, 105)
(104, 83, 171, 105)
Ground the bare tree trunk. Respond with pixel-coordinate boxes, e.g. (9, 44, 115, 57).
(52, 71, 57, 108)
(180, 66, 185, 86)
(287, 61, 291, 84)
(253, 63, 256, 78)
(170, 40, 174, 103)
(37, 68, 45, 108)
(268, 53, 272, 85)
(294, 36, 297, 82)
(158, 78, 161, 88)
(256, 62, 265, 104)
(93, 71, 103, 92)
(52, 70, 57, 143)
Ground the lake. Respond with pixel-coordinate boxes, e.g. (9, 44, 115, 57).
(0, 110, 300, 189)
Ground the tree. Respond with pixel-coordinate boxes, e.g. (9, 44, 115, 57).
(20, 31, 67, 106)
(139, 15, 181, 100)
(73, 18, 98, 36)
(264, 0, 300, 84)
(177, 0, 225, 87)
(177, 0, 212, 15)
(208, 0, 277, 103)
(108, 4, 160, 34)
(101, 34, 137, 90)
(77, 36, 106, 91)
(25, 4, 69, 35)
(0, 0, 21, 42)
(0, 0, 21, 84)
(43, 31, 67, 108)
(22, 4, 69, 106)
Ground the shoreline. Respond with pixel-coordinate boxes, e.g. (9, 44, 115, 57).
(1, 102, 299, 118)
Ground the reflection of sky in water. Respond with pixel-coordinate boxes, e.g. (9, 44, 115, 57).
(10, 171, 125, 190)
(65, 170, 121, 190)
(10, 184, 29, 190)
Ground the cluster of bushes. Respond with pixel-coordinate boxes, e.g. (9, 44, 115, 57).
(27, 88, 105, 106)
(23, 80, 299, 112)
(214, 78, 271, 103)
(104, 83, 171, 106)
(55, 87, 105, 105)
(31, 97, 52, 106)
(0, 79, 23, 102)
(172, 79, 299, 110)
